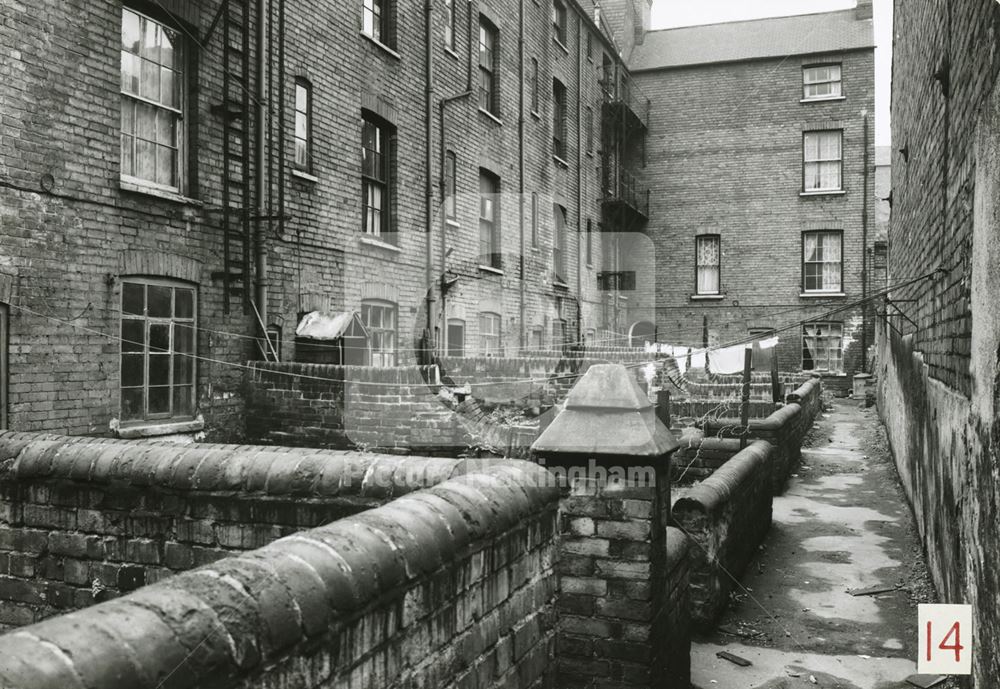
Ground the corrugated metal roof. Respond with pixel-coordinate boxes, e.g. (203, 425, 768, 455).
(630, 9, 875, 72)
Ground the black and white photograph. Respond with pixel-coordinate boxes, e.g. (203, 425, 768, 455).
(0, 0, 995, 687)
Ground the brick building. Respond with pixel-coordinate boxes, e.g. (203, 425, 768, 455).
(0, 0, 651, 438)
(878, 0, 1000, 684)
(629, 4, 876, 385)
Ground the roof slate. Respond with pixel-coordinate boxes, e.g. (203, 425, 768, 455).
(630, 9, 875, 72)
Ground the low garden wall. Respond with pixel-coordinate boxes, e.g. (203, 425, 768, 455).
(699, 378, 822, 494)
(671, 440, 774, 629)
(670, 438, 743, 483)
(0, 460, 561, 689)
(0, 431, 471, 628)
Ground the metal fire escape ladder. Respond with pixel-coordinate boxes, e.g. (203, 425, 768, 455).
(210, 0, 253, 315)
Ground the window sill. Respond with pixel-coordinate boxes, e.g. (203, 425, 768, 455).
(553, 154, 569, 169)
(360, 32, 401, 60)
(800, 95, 846, 104)
(553, 36, 570, 54)
(530, 110, 540, 120)
(552, 280, 569, 290)
(291, 169, 318, 183)
(116, 417, 204, 439)
(445, 218, 461, 229)
(120, 178, 202, 206)
(800, 190, 846, 197)
(478, 265, 504, 275)
(444, 46, 460, 60)
(479, 108, 504, 126)
(800, 292, 846, 298)
(690, 294, 725, 301)
(360, 235, 401, 252)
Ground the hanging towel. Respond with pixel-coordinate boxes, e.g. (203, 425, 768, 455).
(672, 353, 688, 376)
(708, 344, 747, 375)
(690, 350, 707, 369)
(758, 336, 779, 350)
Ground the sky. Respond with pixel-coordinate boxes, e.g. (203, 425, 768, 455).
(649, 0, 893, 146)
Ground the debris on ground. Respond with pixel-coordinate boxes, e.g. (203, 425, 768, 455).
(848, 584, 903, 597)
(715, 651, 752, 667)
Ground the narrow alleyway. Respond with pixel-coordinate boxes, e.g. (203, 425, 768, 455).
(689, 400, 947, 689)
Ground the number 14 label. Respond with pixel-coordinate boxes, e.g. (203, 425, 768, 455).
(918, 604, 973, 675)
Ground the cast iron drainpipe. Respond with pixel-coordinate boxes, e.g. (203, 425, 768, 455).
(425, 0, 435, 362)
(437, 0, 476, 350)
(254, 0, 269, 340)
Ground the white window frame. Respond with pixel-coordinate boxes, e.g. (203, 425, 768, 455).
(802, 322, 843, 372)
(362, 0, 389, 45)
(478, 312, 502, 356)
(802, 64, 842, 101)
(479, 17, 499, 116)
(120, 278, 197, 424)
(362, 300, 397, 367)
(120, 7, 185, 194)
(294, 78, 312, 172)
(803, 130, 843, 192)
(695, 234, 721, 295)
(362, 114, 393, 241)
(802, 230, 843, 293)
(479, 169, 501, 269)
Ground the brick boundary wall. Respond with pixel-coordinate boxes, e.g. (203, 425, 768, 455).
(0, 462, 561, 689)
(671, 441, 774, 629)
(244, 363, 478, 452)
(700, 378, 823, 494)
(670, 438, 743, 483)
(0, 431, 476, 629)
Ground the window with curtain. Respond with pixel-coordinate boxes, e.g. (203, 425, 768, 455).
(802, 322, 843, 372)
(120, 280, 196, 423)
(803, 130, 842, 191)
(120, 7, 184, 192)
(479, 169, 501, 268)
(586, 218, 593, 266)
(802, 231, 843, 292)
(362, 300, 397, 367)
(803, 64, 842, 100)
(478, 312, 502, 356)
(479, 17, 498, 115)
(586, 106, 594, 154)
(695, 235, 721, 294)
(294, 78, 312, 172)
(553, 204, 567, 283)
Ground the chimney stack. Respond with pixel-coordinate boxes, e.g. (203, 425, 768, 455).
(855, 0, 873, 20)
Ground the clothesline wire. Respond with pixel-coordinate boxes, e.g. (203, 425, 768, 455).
(7, 270, 939, 392)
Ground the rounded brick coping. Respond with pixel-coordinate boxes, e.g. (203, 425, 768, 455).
(665, 526, 690, 570)
(0, 462, 560, 689)
(672, 440, 773, 516)
(702, 402, 802, 434)
(0, 431, 491, 499)
(786, 377, 822, 404)
(676, 437, 742, 453)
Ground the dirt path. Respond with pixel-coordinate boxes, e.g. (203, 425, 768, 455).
(688, 399, 951, 689)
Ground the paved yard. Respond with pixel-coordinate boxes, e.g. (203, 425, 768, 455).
(689, 400, 950, 689)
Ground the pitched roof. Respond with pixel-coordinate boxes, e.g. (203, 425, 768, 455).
(630, 9, 875, 72)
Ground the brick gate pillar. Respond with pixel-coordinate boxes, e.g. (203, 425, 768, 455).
(531, 364, 682, 689)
